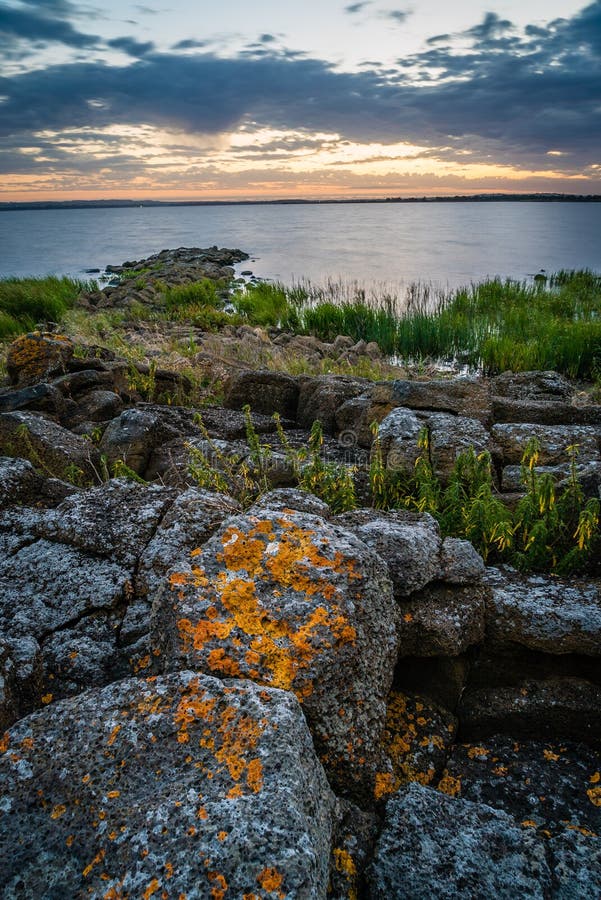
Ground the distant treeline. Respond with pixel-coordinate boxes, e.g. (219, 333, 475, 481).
(1, 194, 601, 211)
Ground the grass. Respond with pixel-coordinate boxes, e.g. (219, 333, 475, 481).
(0, 275, 96, 339)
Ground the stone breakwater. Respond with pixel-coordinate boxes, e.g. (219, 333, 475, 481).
(0, 256, 600, 896)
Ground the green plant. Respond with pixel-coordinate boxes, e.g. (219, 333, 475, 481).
(111, 459, 148, 484)
(298, 421, 357, 513)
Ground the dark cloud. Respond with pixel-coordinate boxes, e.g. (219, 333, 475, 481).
(107, 36, 155, 56)
(0, 4, 100, 49)
(384, 9, 411, 25)
(344, 2, 370, 14)
(259, 33, 277, 43)
(1, 0, 600, 181)
(172, 39, 206, 50)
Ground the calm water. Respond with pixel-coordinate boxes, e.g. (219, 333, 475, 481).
(1, 202, 600, 292)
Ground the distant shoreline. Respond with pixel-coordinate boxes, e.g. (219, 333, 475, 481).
(1, 193, 601, 211)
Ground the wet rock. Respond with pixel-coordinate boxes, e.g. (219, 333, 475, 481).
(440, 537, 486, 584)
(458, 677, 601, 744)
(339, 509, 441, 597)
(99, 408, 180, 474)
(382, 690, 457, 790)
(297, 375, 368, 433)
(6, 332, 74, 387)
(368, 782, 552, 898)
(398, 583, 487, 657)
(491, 422, 600, 466)
(152, 510, 397, 803)
(484, 567, 601, 657)
(440, 736, 601, 836)
(0, 411, 99, 484)
(224, 370, 300, 418)
(0, 672, 335, 900)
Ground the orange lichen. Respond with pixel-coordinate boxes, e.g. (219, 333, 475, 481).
(83, 850, 106, 878)
(438, 772, 462, 797)
(374, 772, 397, 800)
(142, 878, 161, 899)
(50, 804, 67, 820)
(587, 786, 601, 807)
(217, 831, 228, 842)
(41, 694, 53, 704)
(543, 750, 560, 762)
(467, 746, 490, 759)
(256, 867, 284, 892)
(106, 791, 120, 799)
(208, 871, 228, 900)
(106, 725, 121, 747)
(0, 732, 9, 754)
(590, 771, 600, 784)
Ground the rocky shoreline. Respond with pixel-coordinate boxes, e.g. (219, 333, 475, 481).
(0, 249, 600, 897)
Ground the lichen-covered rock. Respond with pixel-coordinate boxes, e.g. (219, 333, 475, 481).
(376, 407, 423, 471)
(491, 370, 574, 402)
(550, 831, 601, 898)
(0, 411, 99, 483)
(428, 413, 492, 483)
(381, 690, 457, 792)
(386, 376, 492, 422)
(224, 369, 300, 418)
(440, 537, 486, 584)
(491, 422, 600, 466)
(329, 798, 379, 900)
(484, 567, 601, 656)
(397, 583, 487, 657)
(99, 408, 181, 474)
(458, 677, 601, 744)
(338, 509, 442, 597)
(368, 782, 552, 898)
(6, 332, 74, 387)
(440, 736, 601, 836)
(0, 672, 335, 899)
(0, 456, 42, 506)
(153, 510, 397, 802)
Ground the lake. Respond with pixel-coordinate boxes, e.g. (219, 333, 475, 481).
(1, 202, 600, 294)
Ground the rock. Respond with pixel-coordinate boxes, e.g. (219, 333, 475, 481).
(492, 399, 601, 426)
(0, 383, 66, 417)
(440, 537, 486, 584)
(491, 423, 600, 467)
(492, 371, 574, 402)
(484, 568, 601, 657)
(376, 407, 423, 471)
(338, 509, 441, 597)
(152, 510, 398, 803)
(501, 461, 601, 496)
(6, 332, 74, 386)
(248, 487, 331, 518)
(458, 677, 601, 744)
(335, 394, 374, 448)
(398, 583, 487, 657)
(0, 641, 18, 730)
(394, 655, 471, 712)
(368, 782, 552, 898)
(0, 672, 335, 900)
(224, 370, 300, 418)
(382, 690, 457, 790)
(99, 408, 180, 474)
(197, 405, 283, 440)
(329, 798, 379, 900)
(297, 376, 368, 433)
(0, 411, 99, 484)
(366, 376, 492, 432)
(440, 736, 601, 836)
(0, 457, 42, 506)
(428, 413, 492, 483)
(550, 831, 601, 897)
(68, 389, 123, 425)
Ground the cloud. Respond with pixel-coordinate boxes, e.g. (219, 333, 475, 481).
(107, 36, 155, 56)
(0, 4, 100, 50)
(344, 2, 370, 14)
(172, 39, 206, 50)
(384, 9, 411, 25)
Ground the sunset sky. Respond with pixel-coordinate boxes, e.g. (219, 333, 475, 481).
(1, 0, 600, 200)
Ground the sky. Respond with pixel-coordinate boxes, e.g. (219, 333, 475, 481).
(0, 0, 600, 200)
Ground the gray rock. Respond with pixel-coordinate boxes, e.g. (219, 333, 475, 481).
(398, 583, 487, 656)
(484, 567, 601, 656)
(99, 408, 180, 474)
(0, 411, 99, 484)
(152, 510, 398, 803)
(224, 369, 300, 418)
(297, 375, 368, 433)
(368, 782, 552, 898)
(492, 399, 601, 426)
(501, 461, 601, 496)
(492, 370, 574, 402)
(0, 457, 42, 506)
(387, 376, 492, 422)
(248, 487, 331, 518)
(335, 394, 374, 448)
(458, 677, 601, 743)
(0, 383, 65, 417)
(70, 389, 123, 424)
(440, 537, 486, 584)
(343, 510, 441, 597)
(550, 831, 601, 898)
(0, 672, 335, 900)
(491, 422, 600, 467)
(377, 406, 423, 472)
(382, 690, 457, 789)
(428, 412, 492, 483)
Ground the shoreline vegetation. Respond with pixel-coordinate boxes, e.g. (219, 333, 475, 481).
(1, 192, 601, 211)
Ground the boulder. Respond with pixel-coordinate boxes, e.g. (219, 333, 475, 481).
(68, 389, 123, 425)
(297, 375, 368, 433)
(224, 370, 300, 418)
(152, 509, 398, 802)
(440, 537, 486, 584)
(491, 422, 600, 467)
(398, 583, 487, 657)
(484, 568, 601, 657)
(501, 461, 601, 496)
(99, 408, 180, 474)
(0, 383, 66, 417)
(428, 413, 492, 483)
(492, 399, 601, 426)
(441, 736, 601, 836)
(337, 509, 442, 597)
(0, 411, 99, 484)
(368, 783, 552, 898)
(458, 677, 601, 744)
(248, 487, 331, 518)
(0, 457, 42, 506)
(6, 332, 74, 387)
(491, 370, 574, 402)
(376, 407, 423, 472)
(0, 672, 335, 899)
(335, 394, 374, 448)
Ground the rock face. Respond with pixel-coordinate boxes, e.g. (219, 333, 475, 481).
(369, 783, 552, 899)
(0, 411, 99, 483)
(224, 370, 300, 418)
(153, 508, 398, 802)
(0, 672, 335, 900)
